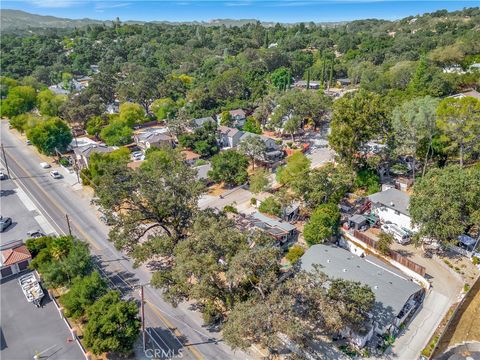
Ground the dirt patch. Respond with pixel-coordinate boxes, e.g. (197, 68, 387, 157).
(434, 277, 480, 355)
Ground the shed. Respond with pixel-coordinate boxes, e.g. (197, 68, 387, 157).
(348, 214, 368, 231)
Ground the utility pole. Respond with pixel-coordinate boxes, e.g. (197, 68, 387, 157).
(141, 284, 146, 351)
(1, 144, 11, 177)
(65, 213, 72, 236)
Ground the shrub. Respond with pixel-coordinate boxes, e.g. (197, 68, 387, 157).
(60, 272, 107, 319)
(286, 245, 305, 264)
(377, 232, 394, 255)
(250, 197, 257, 205)
(463, 283, 470, 292)
(258, 196, 281, 217)
(59, 157, 70, 167)
(304, 203, 340, 246)
(472, 256, 479, 265)
(223, 205, 238, 214)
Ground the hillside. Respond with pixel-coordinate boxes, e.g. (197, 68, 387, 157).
(0, 9, 111, 32)
(0, 9, 346, 33)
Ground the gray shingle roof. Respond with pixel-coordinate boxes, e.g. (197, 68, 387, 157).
(368, 188, 410, 216)
(300, 244, 422, 331)
(252, 212, 296, 232)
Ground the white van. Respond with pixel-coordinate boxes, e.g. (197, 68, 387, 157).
(381, 223, 410, 244)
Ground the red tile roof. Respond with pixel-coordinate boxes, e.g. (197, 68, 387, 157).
(1, 245, 31, 266)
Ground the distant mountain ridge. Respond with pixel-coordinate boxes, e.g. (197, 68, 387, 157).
(0, 9, 347, 32)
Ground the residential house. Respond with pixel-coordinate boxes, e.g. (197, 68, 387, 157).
(106, 100, 120, 114)
(218, 126, 244, 149)
(134, 128, 173, 151)
(195, 163, 212, 182)
(228, 109, 247, 128)
(191, 116, 216, 129)
(48, 84, 70, 95)
(68, 136, 98, 151)
(235, 212, 297, 245)
(74, 143, 116, 169)
(336, 78, 352, 87)
(238, 132, 283, 163)
(181, 150, 201, 165)
(294, 80, 321, 90)
(300, 244, 423, 348)
(75, 76, 93, 88)
(368, 188, 413, 231)
(1, 241, 32, 279)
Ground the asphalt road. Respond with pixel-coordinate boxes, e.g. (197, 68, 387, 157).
(0, 122, 253, 360)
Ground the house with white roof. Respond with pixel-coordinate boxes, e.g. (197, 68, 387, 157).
(368, 188, 413, 231)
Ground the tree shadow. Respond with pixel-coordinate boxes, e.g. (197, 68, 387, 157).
(144, 326, 187, 358)
(395, 249, 413, 258)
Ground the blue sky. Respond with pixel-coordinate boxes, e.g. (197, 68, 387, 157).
(1, 1, 478, 23)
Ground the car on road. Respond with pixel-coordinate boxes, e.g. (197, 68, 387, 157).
(49, 170, 62, 179)
(27, 230, 45, 239)
(0, 171, 7, 180)
(40, 162, 51, 169)
(0, 216, 12, 232)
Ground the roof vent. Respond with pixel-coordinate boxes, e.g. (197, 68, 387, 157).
(343, 268, 347, 272)
(327, 259, 331, 263)
(390, 201, 395, 206)
(374, 285, 378, 289)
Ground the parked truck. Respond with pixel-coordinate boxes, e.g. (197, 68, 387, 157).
(18, 273, 44, 307)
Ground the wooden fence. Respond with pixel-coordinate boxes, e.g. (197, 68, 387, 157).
(353, 230, 426, 277)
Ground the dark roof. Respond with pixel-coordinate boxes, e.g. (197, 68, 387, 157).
(368, 188, 410, 216)
(300, 244, 422, 331)
(193, 117, 215, 127)
(137, 132, 172, 143)
(74, 144, 115, 158)
(349, 214, 367, 225)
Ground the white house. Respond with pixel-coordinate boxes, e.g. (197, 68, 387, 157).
(368, 188, 413, 231)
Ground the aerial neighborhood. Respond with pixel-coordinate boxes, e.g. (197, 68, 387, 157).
(0, 4, 479, 360)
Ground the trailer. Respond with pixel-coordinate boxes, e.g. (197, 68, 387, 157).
(18, 273, 44, 307)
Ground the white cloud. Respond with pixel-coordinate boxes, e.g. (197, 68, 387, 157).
(95, 2, 132, 10)
(29, 0, 83, 8)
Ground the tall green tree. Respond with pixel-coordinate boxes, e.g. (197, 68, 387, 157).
(276, 152, 310, 189)
(392, 96, 439, 178)
(94, 148, 205, 262)
(209, 150, 249, 186)
(26, 117, 73, 156)
(410, 166, 480, 244)
(37, 89, 67, 117)
(83, 291, 140, 356)
(238, 135, 268, 170)
(249, 168, 269, 194)
(0, 85, 37, 117)
(60, 272, 107, 319)
(329, 90, 388, 166)
(436, 96, 480, 167)
(303, 203, 340, 246)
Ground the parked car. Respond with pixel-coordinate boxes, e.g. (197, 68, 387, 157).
(40, 162, 51, 169)
(131, 151, 144, 161)
(50, 170, 62, 179)
(26, 139, 31, 145)
(0, 171, 7, 180)
(381, 223, 410, 244)
(0, 216, 12, 232)
(27, 230, 45, 239)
